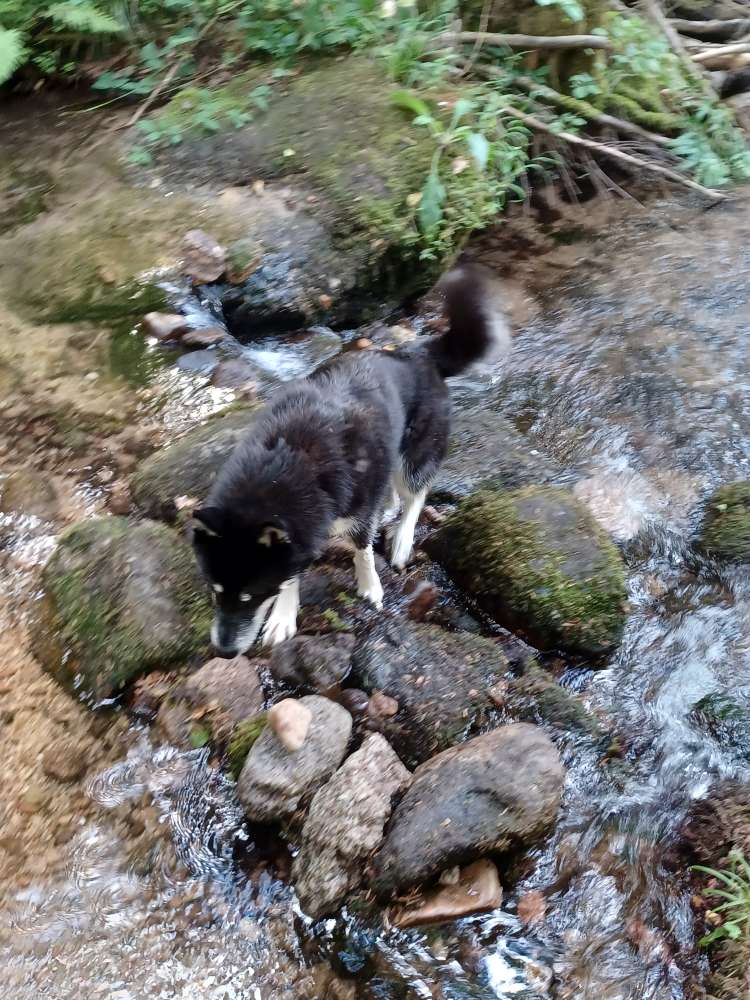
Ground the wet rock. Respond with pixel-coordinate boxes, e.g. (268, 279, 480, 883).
(268, 699, 313, 752)
(269, 634, 355, 694)
(367, 690, 399, 720)
(372, 723, 564, 896)
(292, 733, 411, 918)
(182, 229, 226, 283)
(237, 695, 352, 824)
(351, 621, 507, 766)
(181, 326, 226, 348)
(211, 358, 258, 392)
(517, 889, 547, 927)
(153, 58, 437, 328)
(425, 487, 627, 656)
(404, 580, 439, 621)
(0, 469, 59, 519)
(431, 409, 563, 501)
(390, 859, 502, 928)
(339, 688, 369, 716)
(142, 312, 190, 342)
(689, 693, 750, 762)
(130, 408, 256, 521)
(506, 661, 602, 737)
(699, 481, 750, 563)
(176, 349, 218, 376)
(108, 480, 132, 515)
(184, 655, 264, 734)
(36, 518, 210, 699)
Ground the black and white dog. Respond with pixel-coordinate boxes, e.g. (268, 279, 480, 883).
(191, 265, 509, 656)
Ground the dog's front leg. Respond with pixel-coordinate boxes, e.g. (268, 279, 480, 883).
(261, 577, 300, 646)
(353, 545, 384, 609)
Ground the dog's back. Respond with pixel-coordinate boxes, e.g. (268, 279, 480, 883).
(192, 264, 509, 652)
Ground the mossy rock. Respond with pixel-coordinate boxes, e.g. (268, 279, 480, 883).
(151, 57, 437, 323)
(227, 714, 267, 778)
(130, 407, 258, 521)
(699, 482, 750, 564)
(506, 660, 603, 737)
(690, 693, 750, 761)
(35, 518, 211, 700)
(425, 487, 627, 656)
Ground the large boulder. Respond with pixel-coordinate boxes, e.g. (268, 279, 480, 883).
(35, 518, 210, 699)
(425, 487, 627, 656)
(372, 723, 564, 896)
(237, 695, 352, 824)
(351, 621, 507, 767)
(149, 58, 436, 330)
(699, 481, 750, 564)
(130, 408, 256, 521)
(292, 733, 411, 919)
(431, 409, 562, 502)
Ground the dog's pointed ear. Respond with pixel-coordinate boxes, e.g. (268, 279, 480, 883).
(190, 507, 223, 540)
(257, 522, 290, 548)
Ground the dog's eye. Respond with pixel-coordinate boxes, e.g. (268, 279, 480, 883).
(239, 593, 252, 603)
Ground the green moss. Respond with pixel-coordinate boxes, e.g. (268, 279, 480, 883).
(39, 518, 211, 699)
(227, 714, 267, 778)
(604, 93, 681, 133)
(426, 487, 627, 655)
(700, 482, 750, 564)
(508, 660, 602, 736)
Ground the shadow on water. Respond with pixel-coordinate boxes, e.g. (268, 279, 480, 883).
(3, 193, 750, 999)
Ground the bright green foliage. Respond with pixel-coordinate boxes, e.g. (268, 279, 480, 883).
(533, 0, 584, 23)
(693, 850, 750, 947)
(391, 86, 554, 260)
(0, 0, 122, 79)
(0, 25, 24, 83)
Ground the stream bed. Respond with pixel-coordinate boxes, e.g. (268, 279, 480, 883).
(1, 96, 749, 1000)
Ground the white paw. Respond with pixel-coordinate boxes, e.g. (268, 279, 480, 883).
(357, 578, 384, 610)
(261, 612, 298, 647)
(390, 533, 413, 571)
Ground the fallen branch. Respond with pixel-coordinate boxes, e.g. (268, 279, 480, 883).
(692, 40, 750, 64)
(125, 60, 182, 128)
(513, 73, 672, 146)
(437, 29, 611, 50)
(501, 105, 728, 200)
(670, 18, 750, 42)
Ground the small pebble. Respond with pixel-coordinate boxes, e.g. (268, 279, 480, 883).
(368, 690, 398, 719)
(268, 699, 312, 752)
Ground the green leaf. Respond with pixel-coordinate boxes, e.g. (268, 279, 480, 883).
(466, 132, 489, 171)
(418, 167, 445, 233)
(0, 26, 25, 85)
(128, 145, 154, 166)
(390, 89, 433, 121)
(48, 2, 123, 34)
(189, 725, 211, 748)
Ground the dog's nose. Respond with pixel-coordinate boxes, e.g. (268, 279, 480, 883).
(212, 643, 238, 659)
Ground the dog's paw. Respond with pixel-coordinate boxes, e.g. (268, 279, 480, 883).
(389, 535, 413, 572)
(357, 578, 384, 610)
(261, 613, 297, 647)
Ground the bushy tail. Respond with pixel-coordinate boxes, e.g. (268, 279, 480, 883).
(428, 264, 511, 378)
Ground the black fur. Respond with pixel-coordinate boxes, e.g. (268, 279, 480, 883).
(192, 264, 504, 655)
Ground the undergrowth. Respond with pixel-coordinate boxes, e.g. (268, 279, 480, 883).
(2, 0, 749, 262)
(693, 849, 750, 947)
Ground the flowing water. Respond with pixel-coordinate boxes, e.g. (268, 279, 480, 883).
(1, 119, 750, 1000)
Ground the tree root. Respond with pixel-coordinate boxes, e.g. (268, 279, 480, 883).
(501, 106, 728, 201)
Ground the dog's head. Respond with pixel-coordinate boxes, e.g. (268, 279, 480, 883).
(191, 506, 299, 656)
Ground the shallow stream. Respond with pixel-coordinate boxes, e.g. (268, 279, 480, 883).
(1, 97, 749, 999)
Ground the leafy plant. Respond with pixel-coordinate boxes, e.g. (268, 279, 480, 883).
(693, 850, 750, 946)
(391, 85, 551, 261)
(0, 0, 123, 82)
(533, 0, 584, 24)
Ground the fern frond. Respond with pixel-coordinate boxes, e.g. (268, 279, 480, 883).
(0, 26, 25, 84)
(48, 2, 123, 34)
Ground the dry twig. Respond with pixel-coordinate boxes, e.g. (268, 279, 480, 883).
(437, 29, 612, 50)
(501, 105, 728, 200)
